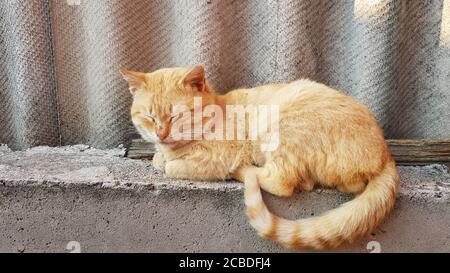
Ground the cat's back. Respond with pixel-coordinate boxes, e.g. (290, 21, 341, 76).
(234, 79, 375, 124)
(245, 79, 381, 135)
(245, 79, 352, 109)
(276, 78, 347, 102)
(295, 80, 377, 120)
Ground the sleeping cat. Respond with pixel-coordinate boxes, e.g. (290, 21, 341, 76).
(121, 65, 399, 250)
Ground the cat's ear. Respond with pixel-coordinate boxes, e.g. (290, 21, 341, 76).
(182, 65, 206, 92)
(120, 69, 147, 95)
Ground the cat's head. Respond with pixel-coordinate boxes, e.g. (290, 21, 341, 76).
(120, 65, 216, 149)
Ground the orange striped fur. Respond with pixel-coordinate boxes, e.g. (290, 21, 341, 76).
(121, 65, 399, 250)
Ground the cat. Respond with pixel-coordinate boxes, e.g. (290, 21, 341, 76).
(121, 65, 399, 250)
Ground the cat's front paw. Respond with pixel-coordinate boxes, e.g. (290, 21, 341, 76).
(152, 152, 167, 171)
(164, 160, 184, 179)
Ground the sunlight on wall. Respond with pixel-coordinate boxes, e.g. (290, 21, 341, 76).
(440, 0, 450, 48)
(354, 0, 391, 21)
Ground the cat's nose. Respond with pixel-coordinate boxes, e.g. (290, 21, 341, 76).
(156, 127, 169, 141)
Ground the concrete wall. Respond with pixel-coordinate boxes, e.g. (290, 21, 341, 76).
(0, 145, 449, 253)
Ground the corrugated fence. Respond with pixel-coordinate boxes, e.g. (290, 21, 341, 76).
(1, 0, 449, 150)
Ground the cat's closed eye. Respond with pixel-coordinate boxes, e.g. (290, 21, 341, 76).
(144, 114, 156, 122)
(169, 112, 183, 123)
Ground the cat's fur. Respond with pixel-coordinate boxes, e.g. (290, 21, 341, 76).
(121, 65, 399, 250)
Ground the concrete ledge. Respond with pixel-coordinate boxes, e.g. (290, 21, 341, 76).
(0, 145, 449, 253)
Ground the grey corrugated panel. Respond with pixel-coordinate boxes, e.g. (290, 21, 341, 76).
(0, 0, 60, 150)
(1, 0, 449, 149)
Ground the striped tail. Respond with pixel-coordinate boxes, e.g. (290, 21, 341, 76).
(243, 160, 399, 249)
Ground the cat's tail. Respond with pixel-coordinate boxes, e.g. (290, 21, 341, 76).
(242, 160, 399, 249)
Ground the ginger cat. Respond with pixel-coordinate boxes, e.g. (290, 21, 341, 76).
(121, 65, 399, 250)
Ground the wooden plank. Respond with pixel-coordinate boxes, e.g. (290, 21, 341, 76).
(126, 139, 156, 159)
(126, 139, 450, 166)
(386, 140, 450, 166)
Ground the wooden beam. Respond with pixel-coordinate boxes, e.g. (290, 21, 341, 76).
(386, 139, 450, 166)
(126, 139, 156, 160)
(126, 139, 450, 167)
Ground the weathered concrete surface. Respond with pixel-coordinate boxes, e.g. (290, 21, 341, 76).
(0, 144, 449, 253)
